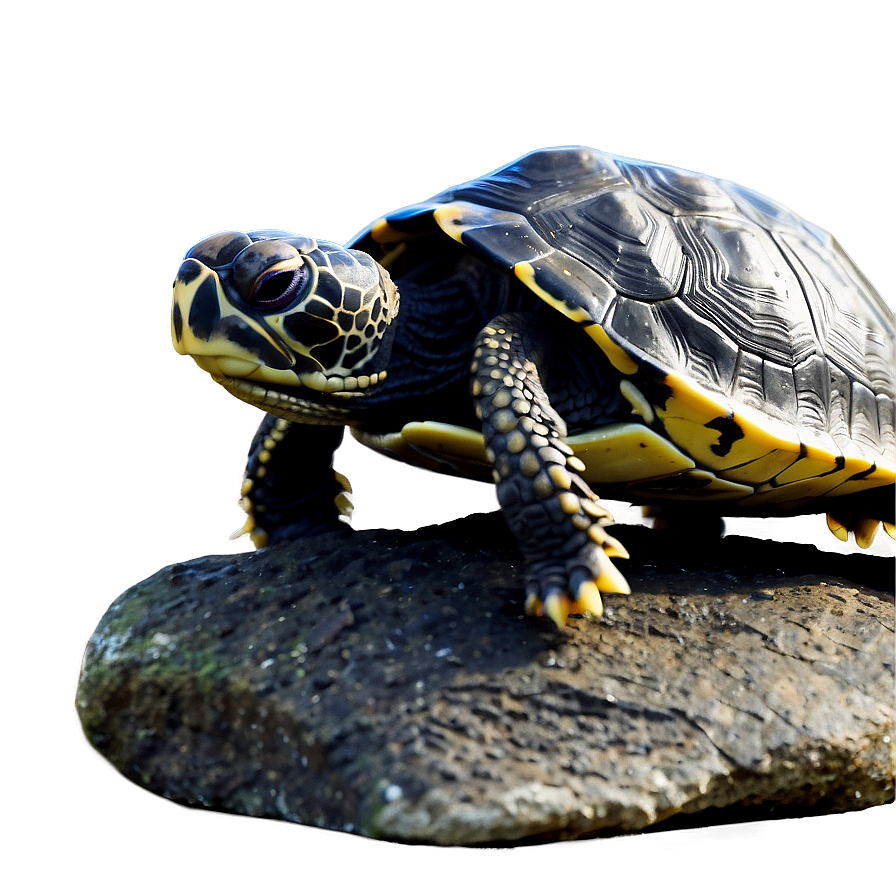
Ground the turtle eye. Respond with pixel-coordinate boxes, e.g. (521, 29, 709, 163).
(249, 264, 309, 312)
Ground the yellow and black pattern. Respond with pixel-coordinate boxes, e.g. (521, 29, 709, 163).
(174, 147, 894, 630)
(471, 316, 629, 626)
(173, 230, 398, 403)
(351, 147, 894, 522)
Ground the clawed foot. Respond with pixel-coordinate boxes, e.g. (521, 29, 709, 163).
(523, 525, 630, 627)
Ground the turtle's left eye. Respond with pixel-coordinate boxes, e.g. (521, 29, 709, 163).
(249, 265, 309, 312)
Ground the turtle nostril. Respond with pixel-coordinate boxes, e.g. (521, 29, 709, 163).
(250, 267, 308, 311)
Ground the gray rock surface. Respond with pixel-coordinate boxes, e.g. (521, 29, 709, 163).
(76, 513, 895, 845)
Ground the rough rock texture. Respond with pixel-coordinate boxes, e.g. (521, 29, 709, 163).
(77, 513, 895, 845)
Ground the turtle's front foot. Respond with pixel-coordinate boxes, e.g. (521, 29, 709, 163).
(234, 416, 351, 548)
(472, 315, 630, 628)
(521, 508, 631, 627)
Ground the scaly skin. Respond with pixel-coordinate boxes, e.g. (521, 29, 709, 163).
(236, 417, 351, 547)
(470, 313, 630, 626)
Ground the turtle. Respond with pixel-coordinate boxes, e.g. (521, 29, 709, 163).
(171, 146, 895, 627)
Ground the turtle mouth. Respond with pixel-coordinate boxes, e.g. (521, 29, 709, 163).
(192, 354, 386, 398)
(209, 369, 386, 425)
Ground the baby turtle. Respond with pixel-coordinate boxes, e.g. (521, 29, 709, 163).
(172, 147, 895, 626)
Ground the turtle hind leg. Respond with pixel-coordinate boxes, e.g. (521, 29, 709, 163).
(471, 313, 630, 628)
(824, 484, 895, 548)
(236, 415, 351, 547)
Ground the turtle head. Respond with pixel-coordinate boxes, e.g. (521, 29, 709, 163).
(172, 230, 400, 409)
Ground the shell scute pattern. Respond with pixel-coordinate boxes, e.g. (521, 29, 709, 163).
(619, 160, 736, 216)
(722, 179, 830, 246)
(364, 147, 892, 482)
(533, 189, 686, 300)
(440, 147, 628, 216)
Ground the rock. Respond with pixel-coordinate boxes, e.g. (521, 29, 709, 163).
(76, 512, 894, 845)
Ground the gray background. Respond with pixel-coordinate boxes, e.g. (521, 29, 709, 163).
(5, 1, 892, 892)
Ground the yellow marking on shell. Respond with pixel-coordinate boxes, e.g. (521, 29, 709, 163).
(352, 422, 492, 481)
(399, 422, 484, 460)
(822, 462, 893, 499)
(259, 449, 271, 464)
(263, 438, 276, 450)
(654, 371, 803, 474)
(584, 324, 639, 375)
(506, 431, 527, 454)
(771, 452, 840, 486)
(630, 468, 754, 501)
(433, 202, 523, 245)
(240, 479, 253, 496)
(738, 458, 888, 507)
(715, 448, 802, 485)
(512, 261, 592, 323)
(652, 370, 894, 504)
(567, 423, 695, 483)
(548, 465, 572, 490)
(619, 379, 655, 423)
(370, 217, 416, 244)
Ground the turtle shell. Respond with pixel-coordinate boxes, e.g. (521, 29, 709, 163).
(350, 147, 895, 511)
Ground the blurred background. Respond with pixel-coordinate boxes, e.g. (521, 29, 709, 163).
(4, 1, 892, 892)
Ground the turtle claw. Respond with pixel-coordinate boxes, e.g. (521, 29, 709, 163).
(230, 516, 255, 541)
(854, 518, 880, 549)
(524, 587, 567, 625)
(592, 550, 631, 595)
(524, 581, 605, 628)
(600, 532, 630, 560)
(571, 579, 604, 617)
(543, 590, 571, 627)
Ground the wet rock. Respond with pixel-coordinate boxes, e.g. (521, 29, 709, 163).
(76, 512, 895, 845)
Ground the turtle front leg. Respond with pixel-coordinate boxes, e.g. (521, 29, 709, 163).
(235, 416, 351, 547)
(471, 314, 630, 627)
